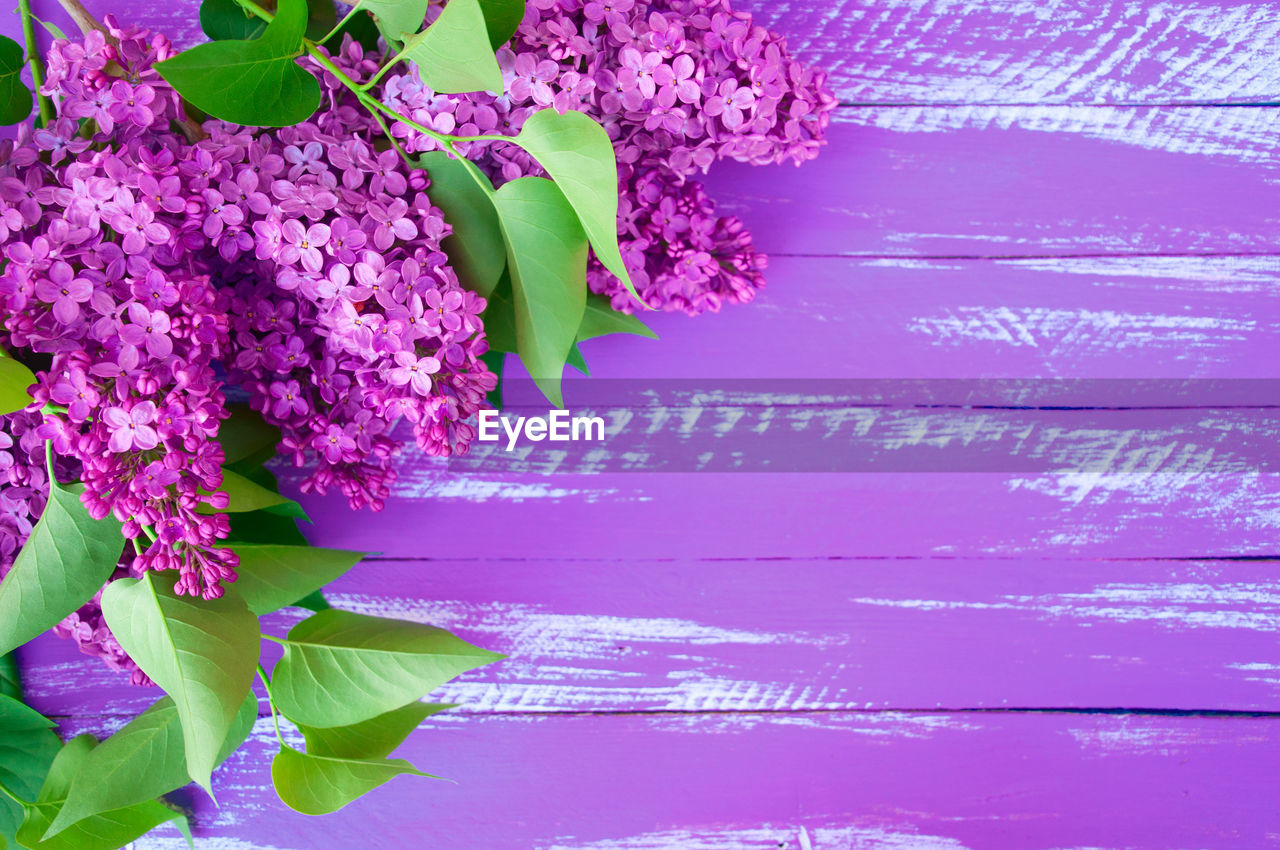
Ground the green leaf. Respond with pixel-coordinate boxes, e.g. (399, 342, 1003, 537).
(300, 702, 449, 760)
(0, 480, 125, 657)
(0, 655, 18, 701)
(199, 0, 267, 40)
(217, 403, 281, 466)
(291, 589, 331, 612)
(565, 342, 589, 375)
(0, 37, 32, 127)
(272, 609, 502, 728)
(156, 0, 321, 127)
(0, 354, 35, 416)
(100, 574, 259, 793)
(228, 544, 363, 616)
(44, 693, 256, 838)
(358, 0, 429, 43)
(479, 349, 505, 410)
(510, 109, 641, 305)
(478, 0, 524, 48)
(32, 17, 68, 41)
(418, 152, 505, 298)
(0, 696, 58, 845)
(577, 292, 657, 342)
(303, 0, 338, 41)
(480, 270, 517, 353)
(19, 795, 187, 850)
(321, 7, 381, 52)
(198, 466, 306, 518)
(399, 0, 504, 94)
(492, 176, 587, 408)
(271, 745, 436, 816)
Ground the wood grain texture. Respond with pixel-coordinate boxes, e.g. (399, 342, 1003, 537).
(78, 711, 1280, 849)
(704, 108, 1280, 257)
(21, 558, 1280, 717)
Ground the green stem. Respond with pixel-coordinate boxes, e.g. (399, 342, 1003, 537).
(43, 440, 56, 487)
(0, 777, 28, 807)
(18, 0, 53, 127)
(319, 3, 363, 46)
(257, 663, 286, 745)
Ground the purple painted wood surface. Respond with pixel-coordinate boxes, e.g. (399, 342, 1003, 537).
(7, 0, 1280, 847)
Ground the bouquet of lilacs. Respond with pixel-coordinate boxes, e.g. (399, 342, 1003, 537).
(0, 0, 832, 845)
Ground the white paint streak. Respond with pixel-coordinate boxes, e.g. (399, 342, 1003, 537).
(542, 823, 970, 849)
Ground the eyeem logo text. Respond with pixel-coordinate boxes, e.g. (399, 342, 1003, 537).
(477, 410, 606, 451)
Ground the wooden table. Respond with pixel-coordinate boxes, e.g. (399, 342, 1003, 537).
(14, 0, 1280, 846)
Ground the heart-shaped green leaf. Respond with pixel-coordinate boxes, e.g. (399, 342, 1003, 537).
(418, 152, 505, 298)
(228, 544, 363, 616)
(300, 702, 450, 761)
(43, 692, 256, 838)
(272, 745, 436, 815)
(0, 353, 35, 416)
(358, 0, 430, 43)
(478, 0, 524, 48)
(17, 735, 189, 850)
(509, 109, 641, 305)
(272, 609, 502, 728)
(0, 36, 32, 126)
(156, 0, 320, 127)
(0, 696, 59, 844)
(101, 574, 259, 792)
(0, 480, 125, 657)
(577, 292, 657, 341)
(399, 0, 504, 94)
(493, 176, 588, 407)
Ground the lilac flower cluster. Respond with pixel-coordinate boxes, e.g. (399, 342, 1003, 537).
(360, 0, 836, 313)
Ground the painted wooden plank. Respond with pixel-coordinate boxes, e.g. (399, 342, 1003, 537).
(21, 558, 1280, 718)
(704, 108, 1280, 257)
(738, 0, 1280, 105)
(13, 1, 1280, 106)
(59, 711, 1279, 849)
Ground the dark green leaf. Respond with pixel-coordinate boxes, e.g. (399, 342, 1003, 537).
(565, 342, 589, 375)
(198, 467, 306, 518)
(291, 589, 330, 612)
(0, 37, 32, 126)
(100, 574, 259, 792)
(217, 403, 281, 465)
(478, 0, 524, 48)
(0, 354, 35, 415)
(418, 152, 504, 298)
(510, 109, 641, 305)
(0, 696, 58, 845)
(272, 609, 502, 728)
(0, 480, 125, 657)
(479, 349, 505, 410)
(358, 0, 430, 43)
(493, 176, 588, 408)
(0, 655, 18, 701)
(44, 693, 256, 838)
(322, 8, 381, 52)
(480, 270, 517, 353)
(399, 0, 504, 94)
(157, 0, 321, 127)
(303, 0, 338, 41)
(199, 0, 267, 40)
(577, 292, 657, 342)
(271, 745, 435, 815)
(228, 544, 363, 616)
(300, 702, 449, 761)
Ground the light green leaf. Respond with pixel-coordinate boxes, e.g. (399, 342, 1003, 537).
(300, 702, 450, 761)
(217, 403, 281, 466)
(0, 353, 35, 415)
(44, 692, 256, 838)
(33, 17, 68, 41)
(271, 745, 436, 816)
(418, 152, 505, 298)
(100, 574, 259, 793)
(0, 696, 58, 845)
(399, 0, 504, 94)
(272, 609, 502, 728)
(156, 0, 321, 127)
(198, 467, 306, 518)
(0, 37, 32, 127)
(478, 0, 525, 48)
(577, 292, 657, 342)
(228, 544, 363, 616)
(0, 480, 125, 657)
(510, 109, 641, 305)
(357, 0, 429, 43)
(493, 176, 588, 408)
